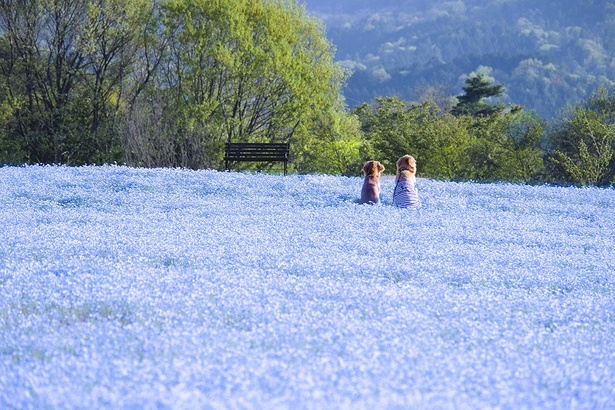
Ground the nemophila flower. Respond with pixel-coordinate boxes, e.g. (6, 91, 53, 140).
(0, 165, 614, 408)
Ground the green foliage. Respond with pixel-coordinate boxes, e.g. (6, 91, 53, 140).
(0, 92, 27, 164)
(1, 0, 361, 172)
(497, 111, 545, 181)
(292, 108, 365, 175)
(0, 0, 611, 184)
(547, 90, 615, 185)
(356, 97, 470, 178)
(354, 97, 416, 172)
(462, 111, 544, 181)
(0, 0, 148, 164)
(357, 96, 544, 182)
(452, 74, 506, 117)
(121, 0, 360, 171)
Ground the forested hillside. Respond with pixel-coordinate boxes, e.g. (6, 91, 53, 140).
(301, 0, 615, 119)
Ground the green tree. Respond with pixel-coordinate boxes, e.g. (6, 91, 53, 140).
(125, 0, 362, 172)
(463, 111, 544, 181)
(355, 97, 473, 179)
(355, 97, 421, 173)
(553, 118, 615, 185)
(358, 96, 544, 182)
(293, 105, 365, 175)
(426, 114, 473, 179)
(0, 0, 148, 164)
(451, 74, 507, 117)
(546, 87, 615, 185)
(547, 94, 615, 186)
(0, 86, 26, 164)
(498, 111, 545, 181)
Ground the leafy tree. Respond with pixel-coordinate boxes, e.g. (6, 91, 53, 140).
(293, 105, 365, 175)
(355, 97, 473, 179)
(1, 0, 363, 172)
(0, 0, 148, 164)
(129, 0, 362, 172)
(0, 86, 26, 164)
(463, 111, 544, 181)
(355, 97, 421, 173)
(547, 88, 615, 185)
(358, 96, 544, 182)
(553, 115, 615, 185)
(586, 86, 615, 124)
(498, 111, 545, 181)
(451, 74, 507, 117)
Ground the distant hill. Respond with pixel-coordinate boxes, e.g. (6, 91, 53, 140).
(299, 0, 615, 119)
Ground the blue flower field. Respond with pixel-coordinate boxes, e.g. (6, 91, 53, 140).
(1, 165, 614, 409)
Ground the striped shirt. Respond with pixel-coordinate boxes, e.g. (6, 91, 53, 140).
(393, 180, 421, 208)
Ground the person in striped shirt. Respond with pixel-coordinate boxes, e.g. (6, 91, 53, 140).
(392, 155, 421, 208)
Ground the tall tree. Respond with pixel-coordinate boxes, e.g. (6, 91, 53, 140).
(451, 74, 506, 117)
(1, 0, 363, 172)
(123, 0, 361, 171)
(0, 0, 148, 164)
(463, 111, 543, 181)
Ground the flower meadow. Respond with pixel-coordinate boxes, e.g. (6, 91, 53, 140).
(1, 165, 614, 409)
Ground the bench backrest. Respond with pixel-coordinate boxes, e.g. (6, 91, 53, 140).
(224, 143, 289, 160)
(224, 142, 290, 174)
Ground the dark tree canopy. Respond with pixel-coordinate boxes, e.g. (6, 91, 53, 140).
(452, 74, 505, 117)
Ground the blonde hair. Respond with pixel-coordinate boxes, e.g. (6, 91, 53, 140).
(396, 155, 416, 174)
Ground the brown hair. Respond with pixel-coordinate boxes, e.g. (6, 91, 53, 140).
(396, 155, 416, 174)
(363, 160, 385, 175)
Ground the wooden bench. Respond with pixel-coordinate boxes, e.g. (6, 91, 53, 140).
(224, 143, 290, 175)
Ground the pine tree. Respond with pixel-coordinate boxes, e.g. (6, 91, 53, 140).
(452, 74, 505, 117)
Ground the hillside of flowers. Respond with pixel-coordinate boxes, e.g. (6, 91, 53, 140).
(1, 165, 614, 409)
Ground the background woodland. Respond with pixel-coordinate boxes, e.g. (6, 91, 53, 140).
(1, 0, 614, 185)
(304, 0, 614, 119)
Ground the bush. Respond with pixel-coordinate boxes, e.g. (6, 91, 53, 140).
(546, 88, 615, 186)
